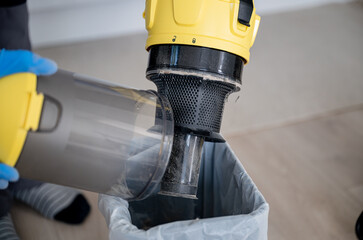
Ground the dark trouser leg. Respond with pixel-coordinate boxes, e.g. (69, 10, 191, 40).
(0, 2, 31, 50)
(8, 178, 43, 193)
(0, 190, 11, 218)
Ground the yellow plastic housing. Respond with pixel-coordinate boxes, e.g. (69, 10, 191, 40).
(144, 0, 260, 63)
(0, 73, 43, 166)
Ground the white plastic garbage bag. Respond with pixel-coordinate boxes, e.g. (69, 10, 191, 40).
(99, 142, 269, 240)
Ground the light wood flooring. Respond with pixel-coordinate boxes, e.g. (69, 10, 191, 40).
(226, 107, 363, 240)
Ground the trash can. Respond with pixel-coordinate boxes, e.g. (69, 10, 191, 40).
(99, 142, 269, 240)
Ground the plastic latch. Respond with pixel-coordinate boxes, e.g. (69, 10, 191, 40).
(0, 73, 43, 166)
(238, 0, 254, 27)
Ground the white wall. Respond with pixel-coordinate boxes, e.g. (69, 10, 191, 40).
(28, 0, 352, 48)
(29, 0, 145, 48)
(254, 0, 351, 14)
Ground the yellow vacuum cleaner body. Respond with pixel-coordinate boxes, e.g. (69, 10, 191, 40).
(145, 0, 260, 63)
(0, 71, 174, 200)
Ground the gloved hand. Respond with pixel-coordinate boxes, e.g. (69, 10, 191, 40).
(0, 49, 58, 189)
(0, 163, 19, 189)
(0, 49, 57, 78)
(98, 194, 139, 236)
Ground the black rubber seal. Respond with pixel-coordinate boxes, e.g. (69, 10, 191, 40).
(147, 45, 243, 142)
(147, 44, 244, 84)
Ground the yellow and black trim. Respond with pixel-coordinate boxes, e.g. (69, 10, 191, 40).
(144, 0, 260, 63)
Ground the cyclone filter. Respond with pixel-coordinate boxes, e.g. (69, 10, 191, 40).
(147, 45, 244, 198)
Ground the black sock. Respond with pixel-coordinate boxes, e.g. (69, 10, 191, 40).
(13, 183, 90, 225)
(54, 194, 90, 224)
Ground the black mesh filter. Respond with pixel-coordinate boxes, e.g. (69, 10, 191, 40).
(150, 74, 235, 140)
(147, 44, 244, 142)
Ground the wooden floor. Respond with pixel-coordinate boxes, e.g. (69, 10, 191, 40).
(226, 107, 363, 240)
(11, 191, 109, 240)
(11, 107, 363, 240)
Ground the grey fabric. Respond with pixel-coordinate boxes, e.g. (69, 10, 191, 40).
(99, 142, 269, 240)
(0, 179, 41, 218)
(13, 183, 79, 219)
(0, 3, 31, 50)
(0, 214, 20, 240)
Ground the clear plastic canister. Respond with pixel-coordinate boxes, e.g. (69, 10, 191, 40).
(16, 70, 174, 200)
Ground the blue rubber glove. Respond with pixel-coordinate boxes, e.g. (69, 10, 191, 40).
(0, 49, 57, 78)
(0, 164, 19, 189)
(0, 49, 57, 189)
